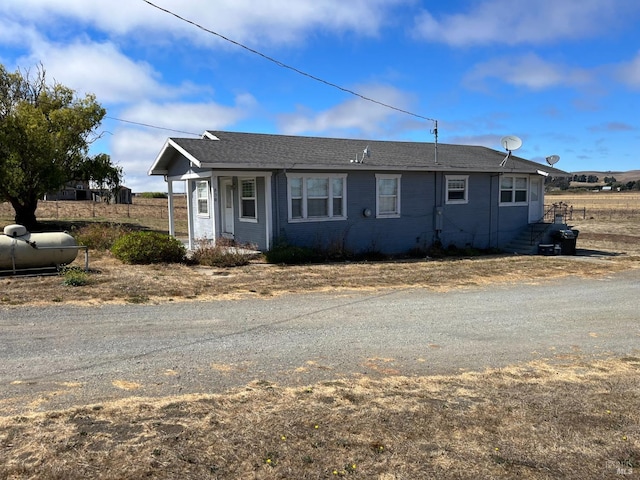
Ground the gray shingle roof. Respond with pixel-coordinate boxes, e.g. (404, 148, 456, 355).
(150, 130, 567, 175)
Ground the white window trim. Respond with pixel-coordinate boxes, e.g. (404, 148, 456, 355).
(239, 177, 258, 223)
(445, 175, 469, 205)
(286, 173, 347, 222)
(196, 180, 210, 217)
(499, 175, 529, 206)
(375, 174, 401, 218)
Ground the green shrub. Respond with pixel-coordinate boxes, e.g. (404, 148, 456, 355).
(72, 223, 133, 250)
(192, 238, 258, 267)
(111, 231, 186, 264)
(265, 244, 322, 265)
(138, 192, 167, 198)
(60, 266, 90, 286)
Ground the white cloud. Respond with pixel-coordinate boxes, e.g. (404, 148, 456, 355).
(0, 0, 408, 47)
(616, 51, 640, 89)
(412, 0, 639, 46)
(119, 95, 257, 133)
(464, 53, 592, 90)
(19, 40, 177, 104)
(277, 84, 421, 138)
(107, 95, 257, 192)
(110, 129, 169, 193)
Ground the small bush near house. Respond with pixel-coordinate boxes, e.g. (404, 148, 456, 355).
(111, 231, 186, 264)
(138, 192, 167, 199)
(192, 238, 258, 267)
(59, 266, 90, 286)
(72, 223, 134, 251)
(265, 243, 323, 265)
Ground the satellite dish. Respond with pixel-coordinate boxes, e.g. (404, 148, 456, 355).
(364, 145, 371, 158)
(500, 135, 523, 152)
(499, 135, 523, 167)
(546, 155, 560, 166)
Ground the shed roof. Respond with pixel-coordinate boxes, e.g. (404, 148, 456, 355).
(149, 130, 567, 176)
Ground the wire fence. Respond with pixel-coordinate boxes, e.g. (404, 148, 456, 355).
(0, 199, 188, 222)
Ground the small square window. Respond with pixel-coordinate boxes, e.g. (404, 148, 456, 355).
(500, 175, 528, 205)
(446, 176, 468, 204)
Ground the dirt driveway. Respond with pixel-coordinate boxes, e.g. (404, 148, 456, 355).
(1, 269, 639, 415)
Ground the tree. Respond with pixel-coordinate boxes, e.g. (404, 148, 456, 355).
(77, 153, 123, 202)
(0, 64, 121, 228)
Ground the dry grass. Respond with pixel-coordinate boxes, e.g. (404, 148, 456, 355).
(1, 193, 640, 479)
(1, 252, 638, 307)
(1, 357, 638, 479)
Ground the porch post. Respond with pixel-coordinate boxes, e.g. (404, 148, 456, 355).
(211, 174, 218, 246)
(167, 180, 175, 237)
(264, 173, 273, 251)
(185, 179, 194, 250)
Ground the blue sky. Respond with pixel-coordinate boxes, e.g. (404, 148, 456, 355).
(1, 0, 639, 192)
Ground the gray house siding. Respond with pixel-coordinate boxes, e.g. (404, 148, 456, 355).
(496, 203, 530, 246)
(231, 176, 268, 250)
(272, 170, 531, 254)
(438, 173, 494, 249)
(273, 170, 437, 255)
(191, 179, 214, 241)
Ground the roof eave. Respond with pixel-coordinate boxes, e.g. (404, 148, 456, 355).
(148, 138, 204, 176)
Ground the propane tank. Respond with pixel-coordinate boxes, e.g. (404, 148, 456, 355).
(0, 224, 78, 270)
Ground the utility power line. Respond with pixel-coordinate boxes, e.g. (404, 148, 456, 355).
(140, 0, 438, 124)
(106, 116, 201, 136)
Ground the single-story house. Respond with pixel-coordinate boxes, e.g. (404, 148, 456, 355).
(44, 182, 132, 204)
(148, 130, 568, 254)
(44, 180, 92, 201)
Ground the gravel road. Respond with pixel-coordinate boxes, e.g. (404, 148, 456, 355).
(1, 269, 639, 414)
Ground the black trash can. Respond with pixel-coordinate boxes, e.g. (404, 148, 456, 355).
(553, 229, 577, 255)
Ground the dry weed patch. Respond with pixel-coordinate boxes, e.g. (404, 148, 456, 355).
(0, 251, 637, 307)
(1, 357, 638, 479)
(2, 193, 640, 306)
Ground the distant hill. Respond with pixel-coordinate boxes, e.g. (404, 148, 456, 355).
(570, 170, 640, 184)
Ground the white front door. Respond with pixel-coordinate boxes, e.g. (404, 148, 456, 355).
(529, 176, 542, 222)
(221, 179, 234, 236)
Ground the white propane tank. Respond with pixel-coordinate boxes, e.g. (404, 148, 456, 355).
(0, 224, 78, 270)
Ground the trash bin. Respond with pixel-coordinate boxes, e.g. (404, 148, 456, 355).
(553, 229, 577, 255)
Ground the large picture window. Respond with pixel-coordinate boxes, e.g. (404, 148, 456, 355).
(240, 178, 257, 221)
(446, 175, 468, 204)
(500, 175, 528, 204)
(195, 180, 209, 216)
(376, 174, 401, 218)
(287, 174, 347, 221)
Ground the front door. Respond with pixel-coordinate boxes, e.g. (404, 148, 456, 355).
(529, 176, 542, 222)
(221, 178, 235, 236)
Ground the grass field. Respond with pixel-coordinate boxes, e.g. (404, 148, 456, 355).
(547, 191, 640, 220)
(0, 197, 189, 238)
(1, 193, 639, 479)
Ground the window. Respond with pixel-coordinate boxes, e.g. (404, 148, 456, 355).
(287, 174, 347, 221)
(240, 178, 257, 221)
(446, 175, 468, 204)
(500, 175, 528, 204)
(196, 180, 209, 216)
(376, 174, 401, 218)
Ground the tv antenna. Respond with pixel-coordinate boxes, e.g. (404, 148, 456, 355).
(350, 145, 370, 164)
(499, 135, 523, 167)
(546, 155, 560, 166)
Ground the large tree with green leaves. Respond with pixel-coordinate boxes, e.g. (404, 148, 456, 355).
(0, 64, 122, 228)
